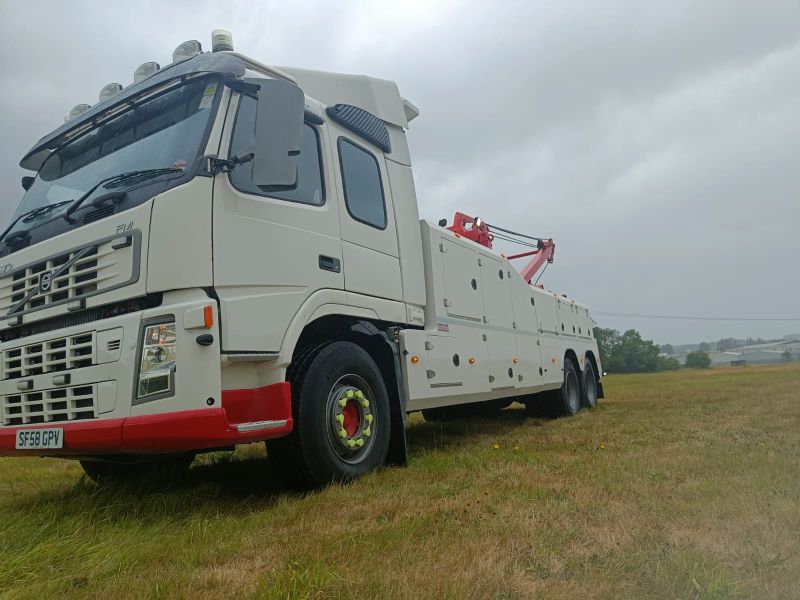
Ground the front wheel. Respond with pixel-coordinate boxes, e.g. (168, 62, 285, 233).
(267, 341, 391, 489)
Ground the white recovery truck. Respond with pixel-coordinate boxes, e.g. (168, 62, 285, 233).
(0, 32, 602, 487)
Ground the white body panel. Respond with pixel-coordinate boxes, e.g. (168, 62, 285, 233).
(401, 222, 599, 411)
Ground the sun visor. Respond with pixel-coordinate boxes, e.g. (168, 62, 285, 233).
(20, 52, 247, 171)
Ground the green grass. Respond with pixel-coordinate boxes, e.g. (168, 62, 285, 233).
(1, 364, 799, 599)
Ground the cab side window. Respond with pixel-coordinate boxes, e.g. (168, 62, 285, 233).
(229, 95, 324, 206)
(338, 138, 386, 229)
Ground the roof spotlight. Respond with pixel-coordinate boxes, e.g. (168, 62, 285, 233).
(65, 103, 91, 122)
(474, 217, 482, 228)
(134, 62, 161, 83)
(99, 83, 123, 102)
(173, 40, 202, 63)
(211, 29, 233, 52)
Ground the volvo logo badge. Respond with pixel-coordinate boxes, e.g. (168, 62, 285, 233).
(38, 271, 53, 293)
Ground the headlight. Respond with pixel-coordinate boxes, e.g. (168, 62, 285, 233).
(137, 322, 176, 399)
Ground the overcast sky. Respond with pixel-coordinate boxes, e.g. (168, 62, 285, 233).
(0, 1, 798, 345)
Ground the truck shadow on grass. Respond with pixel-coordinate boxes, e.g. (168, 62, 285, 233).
(9, 406, 548, 519)
(404, 404, 545, 455)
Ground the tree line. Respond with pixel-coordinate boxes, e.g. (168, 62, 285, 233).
(593, 327, 711, 373)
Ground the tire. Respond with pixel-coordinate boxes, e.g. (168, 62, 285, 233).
(267, 341, 391, 489)
(560, 358, 582, 416)
(582, 360, 599, 408)
(80, 454, 194, 485)
(524, 358, 581, 418)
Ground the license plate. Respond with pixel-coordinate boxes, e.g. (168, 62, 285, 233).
(15, 428, 64, 450)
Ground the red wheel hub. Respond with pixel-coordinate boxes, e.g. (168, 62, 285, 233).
(342, 400, 360, 437)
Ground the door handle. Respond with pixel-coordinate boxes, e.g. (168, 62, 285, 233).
(318, 255, 341, 273)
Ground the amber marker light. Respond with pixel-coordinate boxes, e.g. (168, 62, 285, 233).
(468, 357, 476, 365)
(410, 355, 420, 364)
(203, 305, 214, 328)
(513, 357, 519, 364)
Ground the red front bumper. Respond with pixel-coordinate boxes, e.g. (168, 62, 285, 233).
(0, 382, 293, 457)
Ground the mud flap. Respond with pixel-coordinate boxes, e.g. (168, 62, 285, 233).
(350, 321, 408, 466)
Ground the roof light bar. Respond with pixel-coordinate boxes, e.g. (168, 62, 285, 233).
(99, 83, 123, 102)
(134, 61, 161, 83)
(65, 103, 91, 122)
(211, 29, 233, 52)
(173, 40, 202, 63)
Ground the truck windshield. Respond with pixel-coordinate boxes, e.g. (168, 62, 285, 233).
(11, 76, 221, 223)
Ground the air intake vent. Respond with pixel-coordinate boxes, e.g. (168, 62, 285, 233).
(83, 204, 115, 224)
(8, 237, 30, 255)
(326, 104, 391, 152)
(106, 340, 121, 352)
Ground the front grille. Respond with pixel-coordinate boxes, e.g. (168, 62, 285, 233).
(0, 294, 162, 343)
(2, 383, 98, 425)
(3, 332, 96, 380)
(0, 233, 138, 319)
(6, 246, 101, 311)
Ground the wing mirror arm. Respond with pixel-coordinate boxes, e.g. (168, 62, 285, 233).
(206, 152, 254, 176)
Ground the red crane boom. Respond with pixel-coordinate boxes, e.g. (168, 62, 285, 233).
(445, 211, 555, 285)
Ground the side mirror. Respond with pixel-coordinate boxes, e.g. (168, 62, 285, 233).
(251, 79, 304, 188)
(21, 176, 34, 191)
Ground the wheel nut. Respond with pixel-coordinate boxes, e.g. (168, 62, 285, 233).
(338, 398, 347, 407)
(346, 439, 356, 448)
(355, 390, 364, 399)
(338, 428, 347, 438)
(335, 414, 344, 423)
(360, 399, 369, 408)
(365, 414, 373, 423)
(346, 390, 354, 398)
(363, 427, 371, 437)
(356, 439, 364, 447)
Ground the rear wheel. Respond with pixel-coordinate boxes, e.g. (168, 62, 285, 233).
(79, 454, 194, 485)
(561, 359, 581, 416)
(266, 341, 391, 489)
(582, 360, 598, 408)
(524, 358, 581, 417)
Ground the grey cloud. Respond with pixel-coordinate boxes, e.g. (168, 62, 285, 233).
(0, 0, 798, 344)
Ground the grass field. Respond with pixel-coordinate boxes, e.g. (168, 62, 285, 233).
(1, 364, 798, 599)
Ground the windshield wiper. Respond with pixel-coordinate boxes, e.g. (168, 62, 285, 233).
(0, 200, 73, 246)
(22, 199, 73, 223)
(63, 167, 184, 223)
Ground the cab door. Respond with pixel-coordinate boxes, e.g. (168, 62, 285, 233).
(212, 92, 343, 352)
(329, 128, 402, 302)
